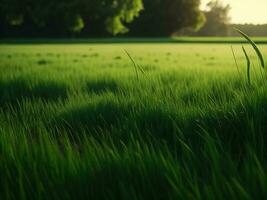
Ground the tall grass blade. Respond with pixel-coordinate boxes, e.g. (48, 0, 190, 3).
(242, 46, 251, 85)
(124, 50, 145, 78)
(124, 49, 146, 81)
(124, 49, 139, 80)
(235, 28, 265, 68)
(137, 63, 145, 75)
(231, 45, 242, 80)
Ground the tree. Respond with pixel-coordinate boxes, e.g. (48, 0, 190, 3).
(197, 0, 231, 36)
(78, 0, 143, 36)
(228, 24, 267, 37)
(0, 0, 143, 37)
(128, 0, 205, 37)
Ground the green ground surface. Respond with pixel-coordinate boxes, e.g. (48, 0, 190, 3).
(1, 37, 267, 44)
(1, 42, 267, 199)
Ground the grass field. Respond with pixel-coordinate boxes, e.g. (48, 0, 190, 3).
(1, 42, 267, 199)
(2, 37, 267, 44)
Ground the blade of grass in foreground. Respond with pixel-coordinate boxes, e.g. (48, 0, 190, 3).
(242, 46, 251, 85)
(235, 28, 265, 68)
(231, 45, 243, 81)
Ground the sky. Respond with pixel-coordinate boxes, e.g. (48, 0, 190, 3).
(201, 0, 267, 24)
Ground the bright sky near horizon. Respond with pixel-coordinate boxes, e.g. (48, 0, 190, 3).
(201, 0, 267, 24)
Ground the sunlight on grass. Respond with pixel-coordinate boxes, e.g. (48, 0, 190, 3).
(0, 43, 267, 199)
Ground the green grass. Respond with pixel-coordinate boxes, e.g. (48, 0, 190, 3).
(1, 42, 267, 199)
(1, 37, 267, 44)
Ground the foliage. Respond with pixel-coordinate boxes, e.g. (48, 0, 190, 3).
(229, 24, 267, 37)
(0, 0, 143, 36)
(0, 0, 204, 37)
(128, 0, 205, 37)
(197, 0, 231, 36)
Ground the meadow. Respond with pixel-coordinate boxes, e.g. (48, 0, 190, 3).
(1, 41, 267, 199)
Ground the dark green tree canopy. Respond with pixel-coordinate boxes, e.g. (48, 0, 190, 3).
(0, 0, 143, 36)
(128, 0, 205, 37)
(0, 0, 204, 37)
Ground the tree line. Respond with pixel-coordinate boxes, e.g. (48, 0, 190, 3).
(177, 1, 267, 37)
(0, 0, 266, 38)
(0, 0, 143, 37)
(0, 0, 206, 37)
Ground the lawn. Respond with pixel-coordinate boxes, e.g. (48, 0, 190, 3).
(1, 42, 267, 199)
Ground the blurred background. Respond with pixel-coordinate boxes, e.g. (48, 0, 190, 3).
(0, 0, 266, 38)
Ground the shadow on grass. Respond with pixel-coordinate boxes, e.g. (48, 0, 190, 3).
(60, 161, 171, 200)
(85, 79, 120, 94)
(0, 78, 68, 107)
(133, 108, 176, 141)
(51, 86, 267, 158)
(53, 100, 178, 143)
(54, 99, 130, 139)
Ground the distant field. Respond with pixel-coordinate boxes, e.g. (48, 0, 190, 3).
(175, 36, 267, 43)
(1, 42, 267, 199)
(1, 36, 267, 44)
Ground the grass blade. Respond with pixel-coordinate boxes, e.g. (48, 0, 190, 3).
(137, 63, 145, 75)
(235, 28, 265, 68)
(230, 45, 242, 80)
(124, 50, 145, 76)
(242, 46, 251, 85)
(124, 49, 139, 80)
